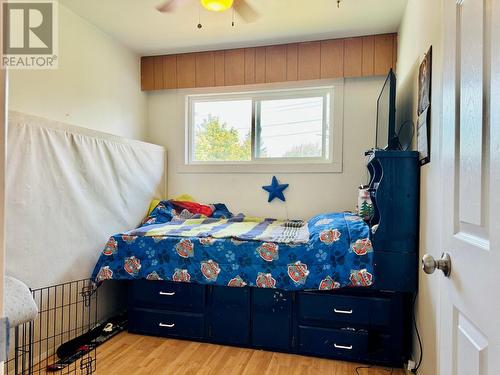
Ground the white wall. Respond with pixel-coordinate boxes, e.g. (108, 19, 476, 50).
(5, 4, 149, 319)
(8, 4, 147, 140)
(147, 76, 383, 219)
(397, 1, 444, 374)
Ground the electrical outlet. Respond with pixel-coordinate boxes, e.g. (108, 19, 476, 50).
(407, 360, 416, 371)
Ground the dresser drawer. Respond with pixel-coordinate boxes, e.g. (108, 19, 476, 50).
(129, 308, 204, 339)
(298, 293, 390, 327)
(298, 326, 368, 359)
(129, 280, 206, 311)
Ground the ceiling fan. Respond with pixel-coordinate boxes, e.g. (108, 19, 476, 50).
(156, 0, 259, 23)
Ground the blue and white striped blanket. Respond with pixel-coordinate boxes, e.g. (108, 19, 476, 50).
(127, 214, 310, 244)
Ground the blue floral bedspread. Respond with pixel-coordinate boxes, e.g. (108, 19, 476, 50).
(91, 212, 374, 291)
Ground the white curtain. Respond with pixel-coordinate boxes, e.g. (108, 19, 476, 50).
(6, 111, 166, 288)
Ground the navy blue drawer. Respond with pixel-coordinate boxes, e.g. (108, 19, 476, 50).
(252, 289, 292, 351)
(209, 286, 250, 345)
(298, 293, 390, 327)
(299, 326, 368, 359)
(129, 280, 205, 311)
(129, 308, 204, 339)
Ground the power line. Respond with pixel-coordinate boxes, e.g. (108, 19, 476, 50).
(262, 130, 323, 138)
(265, 102, 322, 111)
(260, 118, 323, 127)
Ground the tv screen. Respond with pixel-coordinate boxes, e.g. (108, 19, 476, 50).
(376, 69, 397, 150)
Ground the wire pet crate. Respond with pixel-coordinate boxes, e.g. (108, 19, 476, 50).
(4, 279, 98, 375)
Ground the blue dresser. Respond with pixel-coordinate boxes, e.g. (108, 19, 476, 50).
(128, 150, 419, 367)
(368, 150, 420, 293)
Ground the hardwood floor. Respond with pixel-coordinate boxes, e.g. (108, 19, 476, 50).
(96, 332, 405, 375)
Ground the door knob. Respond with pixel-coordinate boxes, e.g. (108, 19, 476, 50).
(422, 252, 451, 277)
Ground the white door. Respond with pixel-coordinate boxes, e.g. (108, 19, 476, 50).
(438, 0, 500, 373)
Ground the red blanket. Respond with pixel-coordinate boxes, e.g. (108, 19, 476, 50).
(171, 200, 213, 217)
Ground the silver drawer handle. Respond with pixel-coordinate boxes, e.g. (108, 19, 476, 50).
(159, 323, 175, 328)
(159, 291, 176, 296)
(333, 308, 353, 314)
(334, 343, 353, 350)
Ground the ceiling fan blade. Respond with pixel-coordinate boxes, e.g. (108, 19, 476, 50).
(156, 0, 184, 13)
(233, 0, 260, 23)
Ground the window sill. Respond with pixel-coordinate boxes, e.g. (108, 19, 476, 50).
(177, 161, 343, 174)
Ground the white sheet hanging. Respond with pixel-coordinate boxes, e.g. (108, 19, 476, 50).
(6, 111, 166, 288)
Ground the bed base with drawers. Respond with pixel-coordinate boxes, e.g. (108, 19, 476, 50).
(129, 281, 412, 366)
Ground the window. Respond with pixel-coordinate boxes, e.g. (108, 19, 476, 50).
(184, 82, 343, 173)
(191, 98, 253, 162)
(256, 95, 328, 160)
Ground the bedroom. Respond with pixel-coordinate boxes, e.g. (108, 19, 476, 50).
(0, 0, 498, 374)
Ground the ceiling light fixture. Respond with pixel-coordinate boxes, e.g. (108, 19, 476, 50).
(201, 0, 234, 12)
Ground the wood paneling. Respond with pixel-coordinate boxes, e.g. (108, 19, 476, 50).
(362, 35, 375, 76)
(214, 51, 225, 86)
(255, 47, 266, 84)
(224, 49, 245, 86)
(162, 55, 177, 89)
(392, 35, 398, 71)
(286, 43, 298, 81)
(244, 48, 255, 84)
(195, 52, 215, 88)
(298, 41, 321, 80)
(153, 56, 164, 90)
(374, 34, 395, 75)
(344, 38, 363, 77)
(141, 57, 155, 91)
(140, 33, 397, 91)
(320, 39, 344, 78)
(176, 53, 196, 88)
(265, 45, 287, 83)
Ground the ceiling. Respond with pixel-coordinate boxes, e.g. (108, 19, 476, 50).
(62, 0, 408, 56)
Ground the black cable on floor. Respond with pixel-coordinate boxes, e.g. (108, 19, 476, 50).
(411, 292, 423, 373)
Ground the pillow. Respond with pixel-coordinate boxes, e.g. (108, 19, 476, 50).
(173, 194, 196, 202)
(147, 199, 161, 215)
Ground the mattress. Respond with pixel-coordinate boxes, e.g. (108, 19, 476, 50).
(91, 212, 374, 291)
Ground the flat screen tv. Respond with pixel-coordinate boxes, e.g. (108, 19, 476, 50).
(376, 69, 398, 150)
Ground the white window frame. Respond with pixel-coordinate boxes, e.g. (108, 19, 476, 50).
(181, 79, 344, 174)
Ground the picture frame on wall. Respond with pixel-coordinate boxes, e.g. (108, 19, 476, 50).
(417, 46, 432, 166)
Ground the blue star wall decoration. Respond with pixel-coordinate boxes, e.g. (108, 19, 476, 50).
(262, 176, 289, 202)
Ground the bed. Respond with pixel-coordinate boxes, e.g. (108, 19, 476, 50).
(91, 150, 419, 367)
(92, 206, 374, 291)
